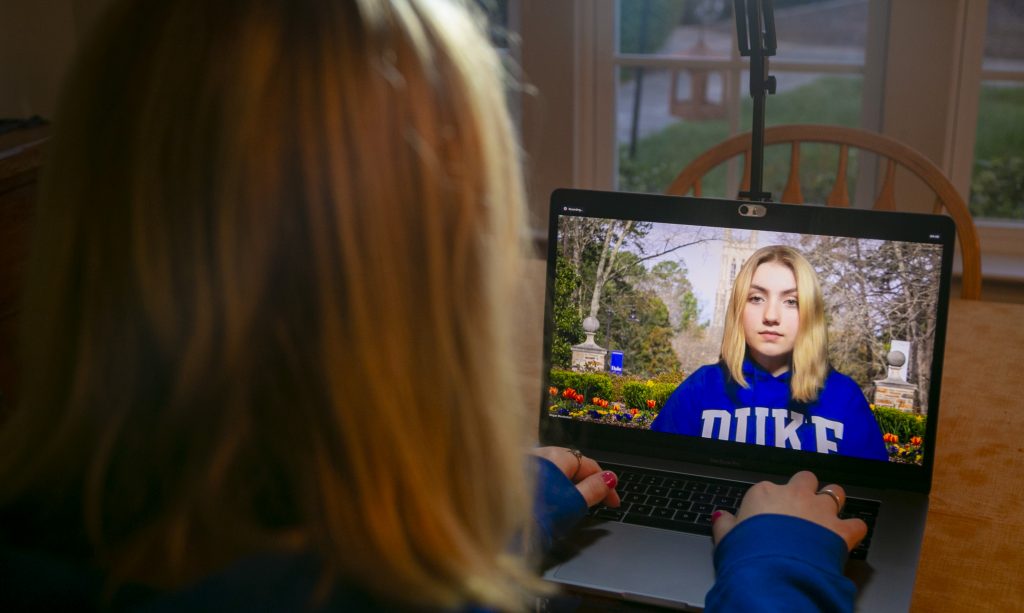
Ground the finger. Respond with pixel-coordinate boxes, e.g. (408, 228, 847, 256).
(573, 456, 605, 483)
(711, 509, 737, 544)
(787, 470, 820, 492)
(529, 447, 584, 479)
(834, 517, 869, 551)
(575, 471, 619, 508)
(602, 484, 622, 508)
(817, 483, 846, 513)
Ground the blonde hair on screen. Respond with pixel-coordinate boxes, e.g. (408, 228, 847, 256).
(720, 245, 829, 402)
(0, 0, 539, 608)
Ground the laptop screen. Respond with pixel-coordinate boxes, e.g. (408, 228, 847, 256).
(541, 190, 954, 490)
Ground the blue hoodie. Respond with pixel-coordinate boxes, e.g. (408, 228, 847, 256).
(0, 457, 856, 611)
(651, 358, 888, 461)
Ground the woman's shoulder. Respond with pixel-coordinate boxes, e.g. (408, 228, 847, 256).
(686, 362, 726, 384)
(821, 369, 867, 401)
(669, 363, 726, 397)
(823, 368, 859, 388)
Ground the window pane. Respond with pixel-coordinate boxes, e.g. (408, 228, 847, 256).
(617, 71, 863, 199)
(617, 0, 869, 60)
(476, 0, 512, 48)
(771, 0, 868, 65)
(970, 0, 1024, 221)
(615, 1, 870, 197)
(618, 0, 723, 55)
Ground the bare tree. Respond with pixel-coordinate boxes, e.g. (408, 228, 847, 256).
(787, 236, 942, 414)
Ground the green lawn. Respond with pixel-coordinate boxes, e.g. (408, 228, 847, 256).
(619, 77, 1024, 219)
(974, 84, 1024, 161)
(619, 76, 863, 200)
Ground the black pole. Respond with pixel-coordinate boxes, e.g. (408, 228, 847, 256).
(734, 0, 776, 202)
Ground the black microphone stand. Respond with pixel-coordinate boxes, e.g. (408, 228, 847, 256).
(734, 0, 777, 202)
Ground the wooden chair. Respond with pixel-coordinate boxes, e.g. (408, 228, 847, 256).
(665, 124, 982, 299)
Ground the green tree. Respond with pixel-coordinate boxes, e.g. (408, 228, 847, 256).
(551, 255, 585, 368)
(648, 260, 700, 332)
(970, 156, 1024, 220)
(621, 293, 681, 378)
(599, 253, 681, 378)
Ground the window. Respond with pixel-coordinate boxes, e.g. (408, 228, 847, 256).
(969, 0, 1024, 223)
(961, 0, 1024, 282)
(609, 0, 880, 199)
(517, 1, 1023, 290)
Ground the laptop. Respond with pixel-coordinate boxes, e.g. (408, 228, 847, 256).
(538, 188, 954, 611)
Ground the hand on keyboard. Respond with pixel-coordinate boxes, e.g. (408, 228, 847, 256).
(532, 446, 622, 509)
(711, 471, 868, 553)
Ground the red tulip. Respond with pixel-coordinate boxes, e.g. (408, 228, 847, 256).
(549, 386, 558, 396)
(646, 399, 656, 409)
(910, 436, 922, 446)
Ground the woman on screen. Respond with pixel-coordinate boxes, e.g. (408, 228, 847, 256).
(651, 246, 888, 462)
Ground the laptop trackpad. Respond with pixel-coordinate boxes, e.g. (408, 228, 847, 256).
(547, 521, 715, 607)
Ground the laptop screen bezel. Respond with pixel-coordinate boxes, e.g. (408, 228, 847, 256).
(538, 188, 954, 493)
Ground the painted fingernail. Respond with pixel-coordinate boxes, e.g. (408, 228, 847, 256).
(601, 471, 617, 489)
(711, 510, 723, 522)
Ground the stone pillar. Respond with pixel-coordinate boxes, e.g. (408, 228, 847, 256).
(890, 339, 911, 382)
(873, 350, 916, 413)
(571, 316, 607, 371)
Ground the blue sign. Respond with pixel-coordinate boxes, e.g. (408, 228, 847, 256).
(610, 351, 624, 375)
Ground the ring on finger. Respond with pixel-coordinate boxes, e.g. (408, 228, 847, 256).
(566, 448, 583, 479)
(816, 487, 843, 513)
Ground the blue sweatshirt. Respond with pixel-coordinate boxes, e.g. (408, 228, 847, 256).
(0, 457, 856, 611)
(651, 359, 888, 461)
(535, 460, 857, 612)
(706, 513, 857, 612)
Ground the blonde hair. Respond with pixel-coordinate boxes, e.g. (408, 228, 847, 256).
(720, 245, 829, 402)
(0, 0, 537, 608)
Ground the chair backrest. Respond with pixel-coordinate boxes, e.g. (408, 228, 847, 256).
(665, 124, 982, 300)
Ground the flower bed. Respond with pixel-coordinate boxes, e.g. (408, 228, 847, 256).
(547, 385, 660, 429)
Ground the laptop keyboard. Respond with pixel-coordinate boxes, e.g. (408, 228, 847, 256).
(590, 463, 879, 560)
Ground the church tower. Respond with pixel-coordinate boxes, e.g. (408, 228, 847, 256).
(710, 230, 759, 330)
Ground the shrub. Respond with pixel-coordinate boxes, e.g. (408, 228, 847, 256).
(621, 380, 679, 413)
(871, 405, 926, 442)
(970, 155, 1024, 220)
(548, 369, 682, 419)
(548, 369, 614, 402)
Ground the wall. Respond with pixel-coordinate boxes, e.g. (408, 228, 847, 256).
(0, 0, 111, 119)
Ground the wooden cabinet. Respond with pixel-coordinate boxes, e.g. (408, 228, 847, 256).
(0, 125, 47, 410)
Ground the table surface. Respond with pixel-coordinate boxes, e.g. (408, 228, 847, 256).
(911, 298, 1023, 611)
(515, 261, 1024, 610)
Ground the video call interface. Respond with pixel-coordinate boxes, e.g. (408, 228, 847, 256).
(546, 215, 943, 465)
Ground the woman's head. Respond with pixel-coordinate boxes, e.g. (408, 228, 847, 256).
(721, 245, 829, 402)
(1, 0, 534, 607)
